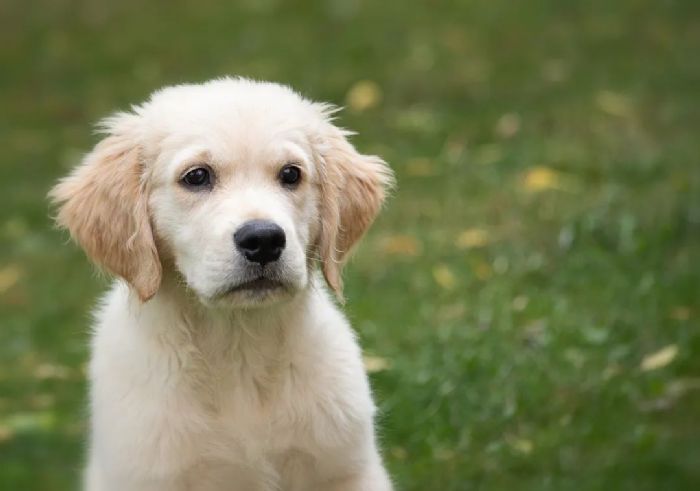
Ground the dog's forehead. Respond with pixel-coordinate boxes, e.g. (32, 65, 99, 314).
(134, 85, 313, 175)
(148, 81, 314, 130)
(143, 81, 319, 159)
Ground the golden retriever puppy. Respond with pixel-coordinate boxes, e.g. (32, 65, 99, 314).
(50, 78, 394, 491)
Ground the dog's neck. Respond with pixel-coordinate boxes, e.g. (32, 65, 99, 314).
(121, 271, 323, 402)
(128, 269, 318, 355)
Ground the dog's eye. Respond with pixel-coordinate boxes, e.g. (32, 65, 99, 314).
(279, 164, 301, 187)
(182, 167, 211, 188)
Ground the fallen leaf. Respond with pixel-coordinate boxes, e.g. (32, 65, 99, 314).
(346, 80, 382, 112)
(380, 235, 422, 257)
(363, 355, 392, 373)
(521, 166, 569, 192)
(511, 295, 529, 311)
(508, 437, 534, 455)
(522, 166, 560, 191)
(641, 345, 678, 371)
(541, 59, 568, 83)
(34, 363, 70, 380)
(456, 228, 491, 249)
(432, 264, 457, 290)
(495, 113, 521, 138)
(669, 306, 691, 321)
(595, 90, 633, 118)
(0, 424, 14, 442)
(0, 265, 22, 294)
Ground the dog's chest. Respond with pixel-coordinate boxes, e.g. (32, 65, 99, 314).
(213, 365, 300, 445)
(189, 359, 327, 487)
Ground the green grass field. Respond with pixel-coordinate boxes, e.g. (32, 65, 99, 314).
(1, 0, 699, 489)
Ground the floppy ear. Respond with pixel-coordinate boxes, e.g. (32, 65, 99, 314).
(49, 115, 161, 301)
(317, 122, 394, 299)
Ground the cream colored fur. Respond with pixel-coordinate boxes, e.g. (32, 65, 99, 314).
(50, 78, 393, 491)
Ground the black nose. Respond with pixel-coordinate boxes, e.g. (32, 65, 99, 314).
(233, 220, 286, 265)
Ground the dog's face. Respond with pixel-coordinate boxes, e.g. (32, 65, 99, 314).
(50, 79, 392, 308)
(146, 93, 323, 307)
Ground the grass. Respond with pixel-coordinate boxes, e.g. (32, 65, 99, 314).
(1, 0, 699, 489)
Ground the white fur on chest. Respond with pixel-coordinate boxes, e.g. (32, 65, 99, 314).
(86, 280, 379, 491)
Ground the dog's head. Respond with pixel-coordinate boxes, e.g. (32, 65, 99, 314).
(50, 78, 392, 308)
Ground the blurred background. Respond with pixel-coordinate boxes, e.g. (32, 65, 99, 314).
(1, 0, 699, 489)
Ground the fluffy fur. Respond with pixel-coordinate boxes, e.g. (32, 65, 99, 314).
(50, 78, 394, 491)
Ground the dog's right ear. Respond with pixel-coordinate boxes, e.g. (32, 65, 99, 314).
(49, 113, 161, 301)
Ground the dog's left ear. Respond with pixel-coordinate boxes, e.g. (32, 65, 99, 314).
(315, 119, 394, 299)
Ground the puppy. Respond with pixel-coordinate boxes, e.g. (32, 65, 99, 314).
(50, 78, 394, 491)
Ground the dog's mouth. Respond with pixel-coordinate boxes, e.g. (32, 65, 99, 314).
(224, 277, 286, 295)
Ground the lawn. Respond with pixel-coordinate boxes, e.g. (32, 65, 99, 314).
(1, 0, 699, 489)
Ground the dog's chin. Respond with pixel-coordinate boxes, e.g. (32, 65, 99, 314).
(203, 277, 298, 309)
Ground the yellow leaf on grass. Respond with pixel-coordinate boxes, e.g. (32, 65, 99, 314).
(432, 264, 457, 290)
(512, 295, 529, 311)
(456, 228, 491, 249)
(34, 363, 70, 380)
(495, 113, 521, 139)
(641, 345, 678, 371)
(346, 80, 382, 112)
(0, 265, 22, 293)
(595, 90, 633, 118)
(542, 59, 569, 83)
(669, 306, 691, 321)
(0, 424, 14, 442)
(363, 355, 392, 373)
(510, 438, 534, 455)
(521, 166, 564, 192)
(380, 235, 422, 257)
